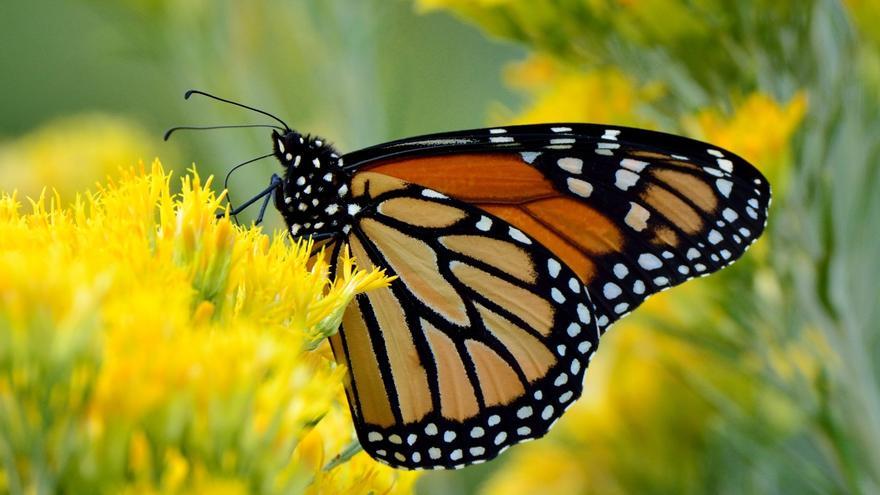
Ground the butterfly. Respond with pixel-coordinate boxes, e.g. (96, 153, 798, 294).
(169, 91, 770, 470)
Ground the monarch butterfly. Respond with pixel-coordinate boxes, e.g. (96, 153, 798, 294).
(169, 90, 770, 470)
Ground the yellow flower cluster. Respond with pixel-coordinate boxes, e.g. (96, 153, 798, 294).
(0, 162, 417, 494)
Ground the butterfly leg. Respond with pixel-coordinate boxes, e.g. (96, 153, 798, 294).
(217, 173, 282, 222)
(305, 232, 341, 258)
(253, 174, 282, 226)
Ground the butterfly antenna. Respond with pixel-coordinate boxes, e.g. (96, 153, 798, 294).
(184, 90, 291, 131)
(163, 124, 285, 141)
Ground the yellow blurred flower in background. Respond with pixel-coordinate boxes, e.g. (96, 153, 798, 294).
(497, 55, 662, 127)
(685, 92, 808, 194)
(0, 159, 417, 494)
(0, 114, 164, 200)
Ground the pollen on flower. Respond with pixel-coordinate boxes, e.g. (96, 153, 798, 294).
(0, 161, 412, 494)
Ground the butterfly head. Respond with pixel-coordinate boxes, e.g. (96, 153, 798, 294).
(271, 130, 352, 238)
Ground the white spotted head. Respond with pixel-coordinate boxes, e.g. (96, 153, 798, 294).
(271, 130, 352, 238)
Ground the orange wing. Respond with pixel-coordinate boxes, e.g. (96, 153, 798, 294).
(325, 173, 598, 469)
(326, 123, 770, 469)
(358, 132, 768, 332)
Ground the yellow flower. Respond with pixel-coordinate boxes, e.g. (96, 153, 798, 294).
(684, 91, 808, 194)
(0, 161, 414, 493)
(0, 114, 163, 200)
(496, 55, 662, 127)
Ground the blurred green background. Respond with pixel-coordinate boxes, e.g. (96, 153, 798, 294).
(0, 0, 523, 227)
(3, 0, 880, 494)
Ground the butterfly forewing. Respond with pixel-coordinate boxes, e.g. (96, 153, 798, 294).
(347, 124, 770, 333)
(328, 172, 599, 469)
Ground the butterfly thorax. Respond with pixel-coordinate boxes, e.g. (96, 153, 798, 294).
(271, 130, 353, 237)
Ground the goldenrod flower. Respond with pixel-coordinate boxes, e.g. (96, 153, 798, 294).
(0, 162, 417, 494)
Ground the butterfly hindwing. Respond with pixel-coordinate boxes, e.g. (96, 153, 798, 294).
(345, 123, 770, 332)
(326, 172, 599, 469)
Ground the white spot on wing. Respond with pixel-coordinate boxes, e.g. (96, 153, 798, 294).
(633, 280, 645, 294)
(603, 283, 622, 299)
(508, 227, 531, 244)
(638, 253, 663, 270)
(557, 157, 583, 174)
(521, 151, 541, 163)
(602, 129, 621, 140)
(567, 178, 593, 198)
(547, 259, 561, 278)
(716, 179, 733, 197)
(421, 189, 448, 199)
(717, 159, 734, 173)
(615, 169, 640, 191)
(625, 202, 650, 231)
(746, 206, 758, 219)
(722, 208, 738, 222)
(577, 303, 591, 324)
